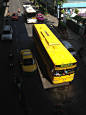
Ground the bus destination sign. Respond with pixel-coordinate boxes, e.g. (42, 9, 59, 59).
(61, 63, 73, 67)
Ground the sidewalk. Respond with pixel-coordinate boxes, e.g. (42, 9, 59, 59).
(0, 2, 9, 36)
(44, 14, 82, 40)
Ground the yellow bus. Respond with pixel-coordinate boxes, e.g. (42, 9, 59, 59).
(33, 24, 77, 84)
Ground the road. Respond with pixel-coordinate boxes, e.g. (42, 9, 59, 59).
(0, 0, 86, 115)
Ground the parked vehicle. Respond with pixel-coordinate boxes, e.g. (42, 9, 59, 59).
(1, 25, 13, 41)
(62, 41, 77, 58)
(9, 53, 14, 67)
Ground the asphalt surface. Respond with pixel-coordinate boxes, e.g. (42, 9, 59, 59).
(1, 0, 86, 115)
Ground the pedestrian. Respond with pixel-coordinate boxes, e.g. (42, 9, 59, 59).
(8, 10, 10, 16)
(84, 34, 86, 40)
(82, 34, 86, 43)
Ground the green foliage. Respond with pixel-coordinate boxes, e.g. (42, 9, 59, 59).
(61, 9, 65, 14)
(36, 2, 38, 6)
(74, 9, 79, 14)
(44, 11, 48, 15)
(73, 15, 82, 23)
(66, 18, 80, 34)
(40, 5, 42, 7)
(56, 0, 67, 7)
(39, 5, 47, 14)
(60, 21, 67, 31)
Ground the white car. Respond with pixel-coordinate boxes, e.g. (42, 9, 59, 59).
(1, 25, 13, 41)
(62, 41, 77, 58)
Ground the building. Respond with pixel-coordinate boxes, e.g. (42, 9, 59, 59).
(39, 0, 86, 17)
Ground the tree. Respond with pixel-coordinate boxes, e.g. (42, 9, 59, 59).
(61, 9, 65, 14)
(73, 15, 82, 23)
(74, 9, 79, 14)
(55, 0, 67, 27)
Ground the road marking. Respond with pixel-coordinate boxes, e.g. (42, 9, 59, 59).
(15, 25, 16, 27)
(16, 31, 17, 33)
(17, 49, 19, 53)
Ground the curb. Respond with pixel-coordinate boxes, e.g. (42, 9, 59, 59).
(4, 2, 9, 20)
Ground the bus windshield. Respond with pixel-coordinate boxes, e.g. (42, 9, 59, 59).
(54, 68, 75, 77)
(27, 13, 36, 18)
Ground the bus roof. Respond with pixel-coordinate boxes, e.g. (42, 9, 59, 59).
(23, 4, 36, 13)
(33, 24, 77, 65)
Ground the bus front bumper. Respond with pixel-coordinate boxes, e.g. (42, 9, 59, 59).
(52, 74, 74, 84)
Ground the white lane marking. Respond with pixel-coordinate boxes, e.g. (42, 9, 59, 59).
(15, 25, 16, 27)
(14, 7, 15, 11)
(16, 31, 17, 33)
(17, 49, 19, 53)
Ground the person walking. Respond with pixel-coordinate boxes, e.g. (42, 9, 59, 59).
(82, 34, 86, 43)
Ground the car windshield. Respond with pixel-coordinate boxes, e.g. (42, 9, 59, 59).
(27, 13, 36, 18)
(23, 58, 35, 66)
(38, 15, 43, 17)
(68, 48, 75, 52)
(12, 14, 17, 16)
(3, 31, 10, 34)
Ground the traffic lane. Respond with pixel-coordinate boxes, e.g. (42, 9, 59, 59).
(0, 2, 24, 115)
(9, 0, 14, 14)
(0, 42, 24, 115)
(9, 0, 21, 13)
(25, 88, 54, 115)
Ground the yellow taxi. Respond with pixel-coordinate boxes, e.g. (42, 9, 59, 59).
(20, 49, 38, 75)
